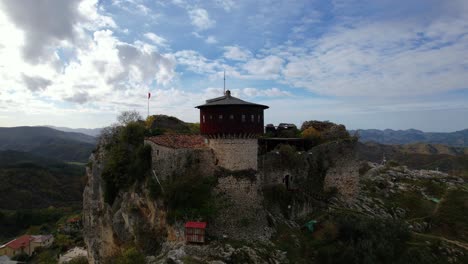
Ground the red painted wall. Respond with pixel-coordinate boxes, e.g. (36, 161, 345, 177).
(199, 105, 265, 136)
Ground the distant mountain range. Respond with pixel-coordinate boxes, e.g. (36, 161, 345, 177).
(47, 125, 102, 137)
(357, 141, 468, 177)
(0, 126, 96, 162)
(350, 129, 468, 147)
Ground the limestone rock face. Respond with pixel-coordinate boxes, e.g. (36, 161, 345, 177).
(82, 148, 175, 264)
(82, 151, 120, 264)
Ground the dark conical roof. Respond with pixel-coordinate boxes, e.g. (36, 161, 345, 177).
(195, 90, 269, 109)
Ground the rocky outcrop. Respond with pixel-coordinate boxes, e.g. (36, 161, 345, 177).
(83, 132, 361, 263)
(83, 148, 175, 264)
(147, 241, 288, 264)
(330, 162, 465, 222)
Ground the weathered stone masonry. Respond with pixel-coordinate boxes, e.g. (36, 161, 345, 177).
(208, 138, 258, 171)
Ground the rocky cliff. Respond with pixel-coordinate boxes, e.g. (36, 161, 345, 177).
(83, 136, 361, 263)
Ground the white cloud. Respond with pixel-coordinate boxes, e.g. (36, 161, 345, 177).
(0, 0, 115, 64)
(243, 55, 284, 78)
(21, 74, 52, 92)
(223, 46, 252, 61)
(112, 0, 151, 15)
(213, 0, 237, 11)
(237, 87, 291, 98)
(0, 0, 176, 111)
(188, 8, 215, 31)
(144, 32, 169, 48)
(205, 35, 217, 44)
(278, 17, 468, 96)
(175, 50, 222, 74)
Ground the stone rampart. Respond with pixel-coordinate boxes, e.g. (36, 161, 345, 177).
(208, 138, 258, 171)
(144, 140, 215, 181)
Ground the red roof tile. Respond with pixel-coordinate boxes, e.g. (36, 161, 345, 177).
(4, 235, 32, 250)
(146, 135, 207, 149)
(185, 222, 207, 229)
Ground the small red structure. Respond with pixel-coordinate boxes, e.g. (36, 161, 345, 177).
(185, 221, 207, 243)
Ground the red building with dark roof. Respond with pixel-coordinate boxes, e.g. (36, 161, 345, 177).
(196, 90, 269, 137)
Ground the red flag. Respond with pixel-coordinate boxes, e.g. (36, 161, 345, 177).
(148, 92, 151, 99)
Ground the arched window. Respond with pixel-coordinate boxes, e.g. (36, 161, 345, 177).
(258, 115, 261, 123)
(219, 114, 223, 120)
(202, 115, 205, 123)
(251, 114, 254, 122)
(230, 114, 234, 120)
(241, 115, 246, 122)
(209, 115, 213, 119)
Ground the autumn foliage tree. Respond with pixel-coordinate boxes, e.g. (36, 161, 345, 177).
(301, 127, 322, 146)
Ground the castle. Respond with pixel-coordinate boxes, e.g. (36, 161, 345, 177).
(82, 90, 359, 263)
(142, 90, 359, 241)
(143, 90, 276, 240)
(145, 90, 269, 175)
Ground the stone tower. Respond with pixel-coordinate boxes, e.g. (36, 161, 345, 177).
(196, 90, 269, 171)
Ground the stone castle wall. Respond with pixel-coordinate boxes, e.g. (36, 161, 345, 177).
(208, 138, 258, 171)
(144, 140, 215, 181)
(210, 175, 273, 241)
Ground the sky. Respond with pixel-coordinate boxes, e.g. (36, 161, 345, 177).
(0, 0, 467, 132)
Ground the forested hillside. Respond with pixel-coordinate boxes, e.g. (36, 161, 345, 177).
(0, 150, 85, 209)
(0, 126, 95, 162)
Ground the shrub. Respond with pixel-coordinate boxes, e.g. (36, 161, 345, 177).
(386, 160, 400, 167)
(301, 127, 322, 146)
(108, 247, 145, 264)
(65, 256, 89, 264)
(187, 123, 200, 134)
(316, 214, 410, 264)
(35, 250, 58, 264)
(101, 121, 152, 205)
(277, 128, 300, 138)
(432, 188, 468, 241)
(145, 115, 156, 129)
(117, 111, 143, 126)
(358, 162, 372, 176)
(163, 174, 218, 223)
(422, 180, 445, 198)
(147, 177, 162, 200)
(12, 253, 29, 262)
(263, 184, 293, 216)
(277, 144, 303, 169)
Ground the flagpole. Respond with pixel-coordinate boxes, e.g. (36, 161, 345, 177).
(147, 92, 150, 118)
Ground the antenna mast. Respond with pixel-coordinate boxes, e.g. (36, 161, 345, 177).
(223, 70, 226, 94)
